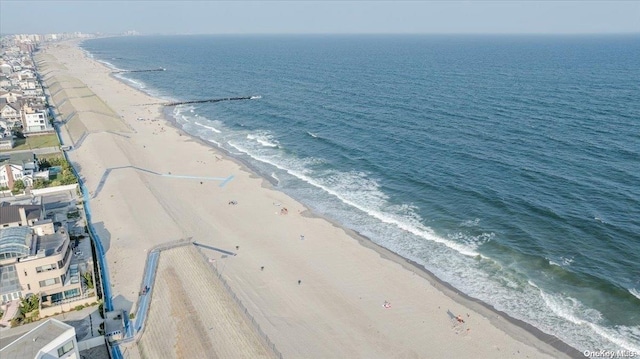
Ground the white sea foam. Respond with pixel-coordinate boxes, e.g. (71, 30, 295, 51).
(226, 140, 480, 257)
(448, 231, 493, 248)
(194, 121, 221, 133)
(271, 172, 280, 185)
(533, 281, 640, 352)
(630, 288, 640, 301)
(96, 59, 122, 71)
(307, 131, 318, 138)
(548, 256, 574, 267)
(247, 133, 279, 147)
(173, 105, 197, 124)
(250, 95, 262, 99)
(460, 218, 480, 227)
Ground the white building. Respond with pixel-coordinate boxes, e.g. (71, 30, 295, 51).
(0, 318, 80, 359)
(23, 110, 51, 132)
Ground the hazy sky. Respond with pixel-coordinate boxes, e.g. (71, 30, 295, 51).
(1, 1, 639, 35)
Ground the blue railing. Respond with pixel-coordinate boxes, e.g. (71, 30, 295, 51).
(39, 64, 119, 357)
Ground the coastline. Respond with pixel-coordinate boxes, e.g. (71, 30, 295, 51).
(40, 38, 580, 358)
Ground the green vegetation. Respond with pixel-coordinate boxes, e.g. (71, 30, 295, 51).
(74, 305, 85, 311)
(37, 156, 78, 186)
(67, 211, 80, 219)
(20, 295, 39, 314)
(129, 312, 135, 319)
(11, 295, 41, 326)
(11, 179, 25, 194)
(83, 271, 94, 289)
(10, 134, 59, 151)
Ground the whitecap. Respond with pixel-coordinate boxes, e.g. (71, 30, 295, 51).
(195, 121, 221, 133)
(460, 218, 480, 227)
(247, 133, 279, 148)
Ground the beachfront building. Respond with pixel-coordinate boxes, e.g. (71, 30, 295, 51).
(0, 217, 96, 316)
(22, 106, 52, 133)
(0, 101, 22, 124)
(0, 318, 80, 359)
(0, 153, 50, 188)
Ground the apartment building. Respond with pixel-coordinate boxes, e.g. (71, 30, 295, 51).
(0, 204, 95, 315)
(0, 318, 80, 359)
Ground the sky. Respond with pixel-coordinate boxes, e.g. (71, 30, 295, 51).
(1, 1, 639, 35)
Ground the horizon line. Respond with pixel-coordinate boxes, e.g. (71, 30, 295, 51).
(2, 31, 640, 37)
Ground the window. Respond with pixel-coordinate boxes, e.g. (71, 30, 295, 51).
(36, 263, 57, 273)
(57, 341, 74, 356)
(39, 277, 60, 287)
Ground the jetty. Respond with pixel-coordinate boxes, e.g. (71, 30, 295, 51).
(112, 67, 166, 74)
(162, 96, 260, 107)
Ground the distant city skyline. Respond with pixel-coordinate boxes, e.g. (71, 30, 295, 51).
(1, 1, 639, 35)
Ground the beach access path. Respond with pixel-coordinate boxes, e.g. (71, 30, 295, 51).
(37, 40, 577, 359)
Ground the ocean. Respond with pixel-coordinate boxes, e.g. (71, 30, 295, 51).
(80, 34, 640, 352)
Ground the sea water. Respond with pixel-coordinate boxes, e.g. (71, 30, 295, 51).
(81, 34, 640, 352)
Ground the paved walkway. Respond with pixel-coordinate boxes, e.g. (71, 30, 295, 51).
(0, 300, 19, 328)
(1, 146, 60, 155)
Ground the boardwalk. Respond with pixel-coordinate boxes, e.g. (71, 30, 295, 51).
(137, 245, 278, 359)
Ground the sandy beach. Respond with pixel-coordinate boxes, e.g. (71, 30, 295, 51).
(36, 40, 579, 358)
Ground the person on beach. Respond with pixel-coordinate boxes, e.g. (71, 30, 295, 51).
(456, 315, 465, 323)
(298, 280, 302, 285)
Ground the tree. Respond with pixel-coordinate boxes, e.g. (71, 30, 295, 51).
(12, 180, 25, 194)
(19, 295, 39, 315)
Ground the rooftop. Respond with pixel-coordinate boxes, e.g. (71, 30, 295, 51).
(0, 226, 31, 259)
(35, 230, 66, 256)
(0, 203, 41, 226)
(0, 319, 74, 359)
(0, 153, 37, 168)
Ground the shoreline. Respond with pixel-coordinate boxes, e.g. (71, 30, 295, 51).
(43, 38, 580, 358)
(111, 48, 582, 358)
